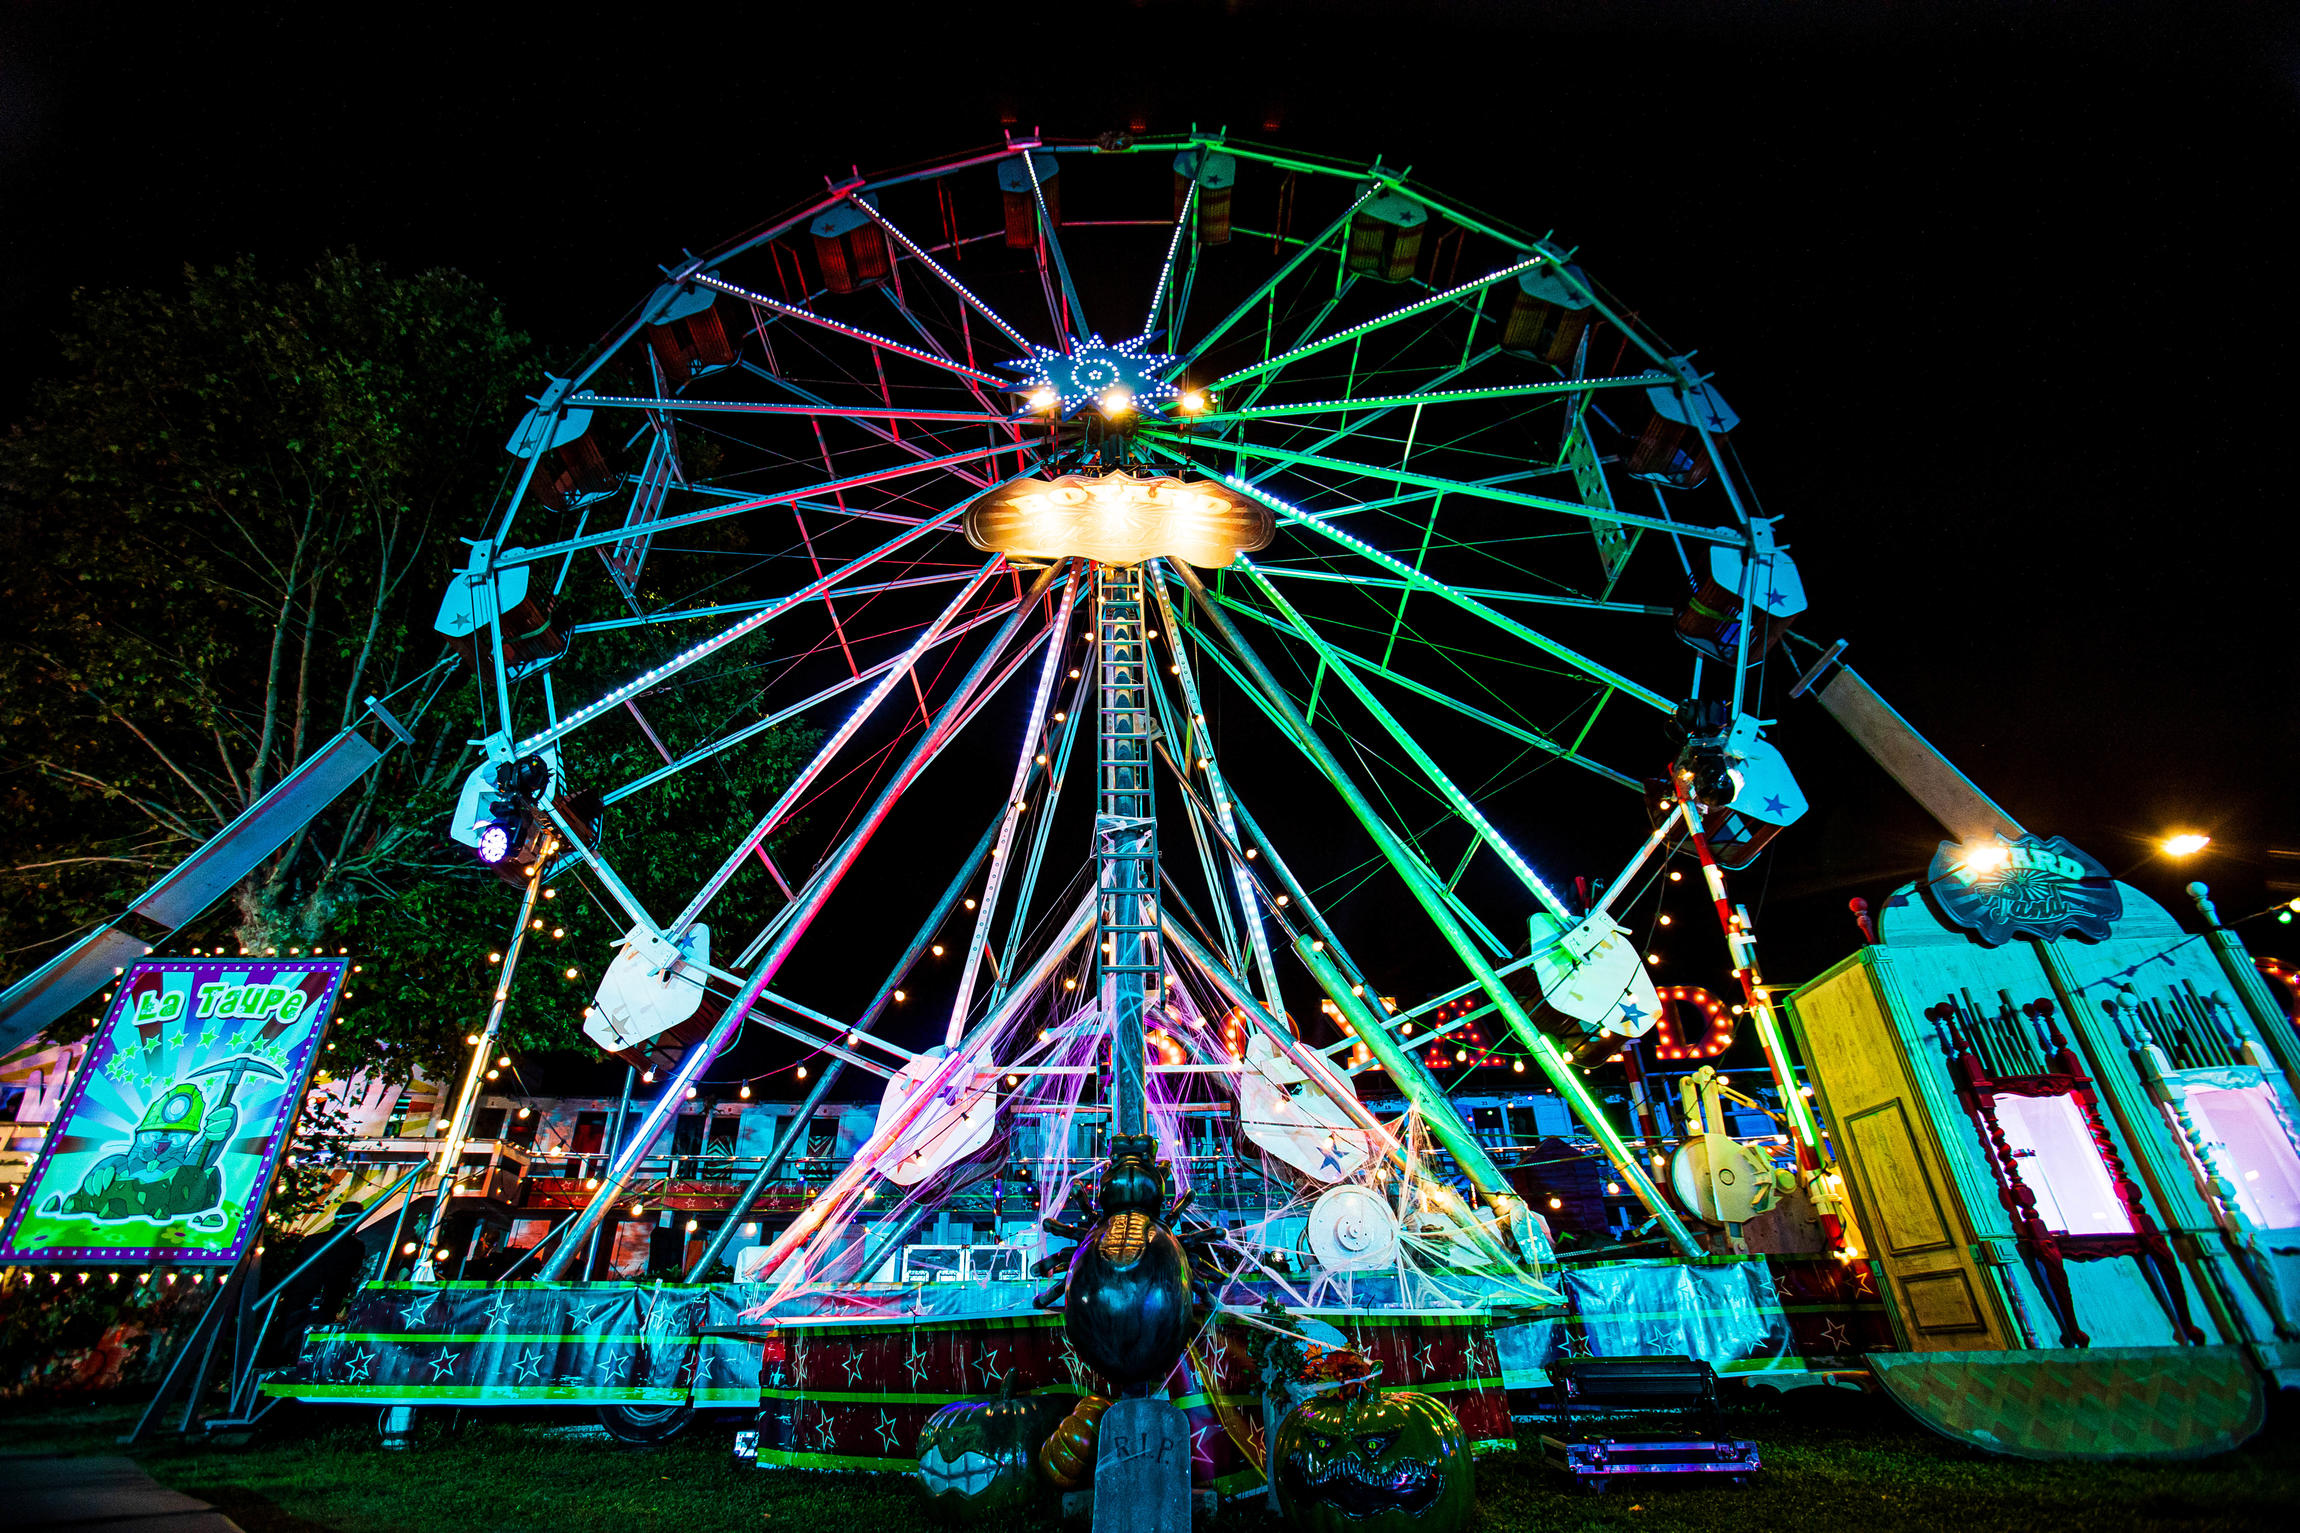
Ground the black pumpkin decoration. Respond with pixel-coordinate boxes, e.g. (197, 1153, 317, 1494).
(916, 1391, 1073, 1519)
(1036, 1135, 1219, 1389)
(1273, 1388, 1474, 1533)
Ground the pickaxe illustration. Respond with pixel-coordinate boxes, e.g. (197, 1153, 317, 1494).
(187, 1055, 288, 1107)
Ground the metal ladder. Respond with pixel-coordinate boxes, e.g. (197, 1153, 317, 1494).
(1094, 562, 1160, 1136)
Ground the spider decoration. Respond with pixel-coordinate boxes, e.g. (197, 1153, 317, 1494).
(1031, 1134, 1226, 1389)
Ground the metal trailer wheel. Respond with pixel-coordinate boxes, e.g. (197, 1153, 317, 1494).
(597, 1402, 698, 1443)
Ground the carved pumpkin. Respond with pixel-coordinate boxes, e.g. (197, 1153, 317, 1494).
(915, 1392, 1072, 1519)
(1037, 1394, 1113, 1489)
(1273, 1390, 1474, 1533)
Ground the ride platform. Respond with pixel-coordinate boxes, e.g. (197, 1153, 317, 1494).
(1867, 1346, 2267, 1462)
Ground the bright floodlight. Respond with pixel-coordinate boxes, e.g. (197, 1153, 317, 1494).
(962, 472, 1275, 569)
(1100, 387, 1133, 416)
(1178, 390, 1209, 413)
(2162, 833, 2211, 857)
(475, 820, 515, 865)
(1025, 387, 1058, 412)
(1958, 841, 2010, 874)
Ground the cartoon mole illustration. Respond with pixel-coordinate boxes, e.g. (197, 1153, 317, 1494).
(47, 1056, 284, 1225)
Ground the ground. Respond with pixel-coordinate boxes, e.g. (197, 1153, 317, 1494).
(4, 1391, 2293, 1533)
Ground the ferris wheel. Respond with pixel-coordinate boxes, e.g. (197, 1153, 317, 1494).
(422, 133, 1831, 1289)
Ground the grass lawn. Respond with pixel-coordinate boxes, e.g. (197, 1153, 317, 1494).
(4, 1390, 2293, 1533)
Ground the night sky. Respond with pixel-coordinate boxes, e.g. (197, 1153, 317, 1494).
(4, 2, 2295, 1094)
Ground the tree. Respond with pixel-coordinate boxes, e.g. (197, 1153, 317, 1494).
(0, 254, 814, 1082)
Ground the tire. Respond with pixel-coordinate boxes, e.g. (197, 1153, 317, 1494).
(597, 1403, 696, 1444)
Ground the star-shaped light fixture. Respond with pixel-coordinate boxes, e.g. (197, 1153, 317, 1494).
(1005, 334, 1184, 419)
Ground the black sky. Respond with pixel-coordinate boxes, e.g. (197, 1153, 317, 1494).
(4, 1, 2296, 1092)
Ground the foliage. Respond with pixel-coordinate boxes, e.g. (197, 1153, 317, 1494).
(0, 255, 815, 1083)
(264, 1087, 357, 1239)
(0, 252, 530, 1002)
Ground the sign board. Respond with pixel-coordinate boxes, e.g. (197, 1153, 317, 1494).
(0, 958, 342, 1265)
(1925, 834, 2121, 946)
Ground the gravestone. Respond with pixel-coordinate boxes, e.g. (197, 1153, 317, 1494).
(1091, 1396, 1189, 1533)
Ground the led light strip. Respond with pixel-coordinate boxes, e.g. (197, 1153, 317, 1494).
(511, 499, 976, 758)
(844, 194, 1036, 353)
(571, 394, 1010, 424)
(1205, 254, 1547, 392)
(692, 273, 1009, 386)
(1194, 372, 1672, 422)
(1179, 461, 1674, 713)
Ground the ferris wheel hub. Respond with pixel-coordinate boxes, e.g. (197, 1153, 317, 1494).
(1005, 334, 1181, 418)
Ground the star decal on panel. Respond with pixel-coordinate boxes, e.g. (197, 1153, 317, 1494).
(1818, 1317, 1850, 1351)
(691, 1350, 714, 1388)
(512, 1349, 545, 1384)
(1002, 334, 1180, 416)
(905, 1334, 932, 1388)
(841, 1350, 864, 1387)
(1411, 1340, 1439, 1378)
(1616, 1000, 1648, 1028)
(815, 1412, 840, 1456)
(876, 1410, 903, 1455)
(427, 1349, 460, 1381)
(602, 1352, 631, 1384)
(1853, 1266, 1876, 1296)
(343, 1346, 375, 1383)
(479, 1290, 518, 1330)
(1772, 1273, 1799, 1302)
(398, 1290, 438, 1329)
(974, 1346, 1012, 1391)
(1057, 1336, 1091, 1388)
(567, 1298, 610, 1332)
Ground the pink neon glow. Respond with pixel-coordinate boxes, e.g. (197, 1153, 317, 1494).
(2185, 1083, 2300, 1230)
(1993, 1092, 2134, 1236)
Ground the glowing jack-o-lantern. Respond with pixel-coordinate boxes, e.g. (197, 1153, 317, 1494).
(963, 473, 1273, 569)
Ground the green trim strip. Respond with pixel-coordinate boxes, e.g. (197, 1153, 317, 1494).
(763, 1389, 977, 1406)
(757, 1449, 918, 1473)
(262, 1383, 685, 1402)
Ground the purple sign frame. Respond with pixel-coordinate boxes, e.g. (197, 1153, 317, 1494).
(0, 958, 343, 1266)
